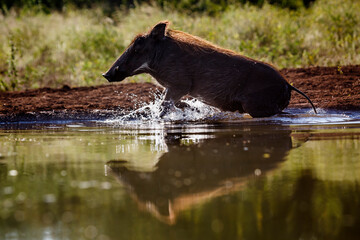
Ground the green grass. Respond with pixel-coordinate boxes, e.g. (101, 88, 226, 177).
(0, 0, 359, 90)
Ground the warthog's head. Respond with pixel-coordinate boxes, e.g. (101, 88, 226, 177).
(102, 21, 168, 82)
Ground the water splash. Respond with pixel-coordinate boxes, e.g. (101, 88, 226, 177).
(104, 95, 222, 125)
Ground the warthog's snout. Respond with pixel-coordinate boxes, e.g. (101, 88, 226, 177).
(102, 73, 112, 82)
(102, 65, 129, 82)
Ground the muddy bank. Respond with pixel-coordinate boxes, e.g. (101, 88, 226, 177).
(0, 65, 359, 122)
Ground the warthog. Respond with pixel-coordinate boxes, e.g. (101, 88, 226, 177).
(103, 21, 316, 117)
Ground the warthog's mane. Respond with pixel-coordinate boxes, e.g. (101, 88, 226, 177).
(166, 29, 237, 56)
(128, 26, 238, 56)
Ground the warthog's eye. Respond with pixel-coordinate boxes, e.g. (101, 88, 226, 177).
(115, 66, 119, 72)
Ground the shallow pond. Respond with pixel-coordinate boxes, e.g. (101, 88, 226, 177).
(1, 109, 360, 240)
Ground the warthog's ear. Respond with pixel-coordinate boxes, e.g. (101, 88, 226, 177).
(150, 21, 169, 40)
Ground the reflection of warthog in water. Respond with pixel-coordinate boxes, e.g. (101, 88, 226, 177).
(103, 21, 316, 118)
(106, 128, 294, 224)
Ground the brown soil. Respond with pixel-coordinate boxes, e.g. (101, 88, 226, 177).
(1, 65, 359, 122)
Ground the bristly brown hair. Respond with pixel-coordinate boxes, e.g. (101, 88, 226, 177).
(129, 21, 236, 56)
(166, 29, 237, 56)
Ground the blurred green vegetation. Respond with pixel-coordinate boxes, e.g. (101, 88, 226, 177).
(0, 0, 359, 90)
(1, 0, 315, 14)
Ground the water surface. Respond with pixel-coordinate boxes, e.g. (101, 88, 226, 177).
(1, 109, 360, 240)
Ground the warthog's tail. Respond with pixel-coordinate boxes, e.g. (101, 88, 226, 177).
(289, 85, 317, 114)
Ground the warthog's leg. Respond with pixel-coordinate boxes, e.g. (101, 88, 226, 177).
(159, 100, 175, 118)
(159, 88, 187, 117)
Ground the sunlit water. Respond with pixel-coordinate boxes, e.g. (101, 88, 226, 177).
(1, 100, 360, 240)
